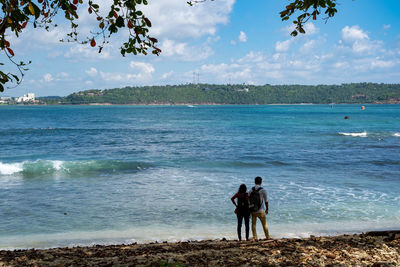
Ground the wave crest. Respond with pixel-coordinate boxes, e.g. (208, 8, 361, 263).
(0, 160, 152, 177)
(0, 162, 24, 175)
(338, 131, 367, 137)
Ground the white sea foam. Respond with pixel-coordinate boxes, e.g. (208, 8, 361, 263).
(0, 225, 236, 250)
(52, 160, 64, 171)
(338, 131, 367, 137)
(393, 133, 400, 137)
(0, 162, 23, 175)
(2, 219, 400, 250)
(0, 160, 63, 176)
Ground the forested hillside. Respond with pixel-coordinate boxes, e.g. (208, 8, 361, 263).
(62, 83, 400, 104)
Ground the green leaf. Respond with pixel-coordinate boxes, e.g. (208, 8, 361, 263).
(32, 3, 41, 19)
(116, 16, 124, 27)
(109, 24, 118, 33)
(11, 74, 20, 82)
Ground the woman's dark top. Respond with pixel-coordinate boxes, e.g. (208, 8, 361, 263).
(231, 192, 249, 214)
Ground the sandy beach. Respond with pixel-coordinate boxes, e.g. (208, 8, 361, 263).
(1, 231, 399, 266)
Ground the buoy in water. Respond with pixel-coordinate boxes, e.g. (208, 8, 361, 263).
(361, 106, 365, 110)
(344, 116, 350, 119)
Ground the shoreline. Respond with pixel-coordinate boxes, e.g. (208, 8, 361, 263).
(1, 102, 400, 106)
(1, 231, 399, 266)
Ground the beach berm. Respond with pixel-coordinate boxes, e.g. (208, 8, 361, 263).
(1, 231, 399, 266)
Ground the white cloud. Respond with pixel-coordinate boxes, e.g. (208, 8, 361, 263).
(43, 73, 53, 83)
(238, 31, 247, 42)
(299, 37, 327, 53)
(99, 72, 127, 82)
(370, 60, 395, 69)
(160, 39, 213, 61)
(86, 67, 98, 77)
(237, 51, 265, 63)
(40, 72, 73, 83)
(99, 61, 155, 83)
(160, 39, 187, 57)
(352, 41, 374, 53)
(275, 39, 293, 52)
(142, 0, 235, 39)
(300, 40, 316, 52)
(333, 61, 350, 69)
(303, 22, 319, 35)
(57, 72, 69, 78)
(198, 63, 253, 83)
(161, 71, 174, 79)
(192, 29, 394, 85)
(272, 53, 281, 61)
(47, 51, 63, 59)
(129, 61, 155, 75)
(282, 22, 319, 36)
(65, 46, 112, 60)
(339, 25, 383, 54)
(10, 25, 68, 48)
(341, 25, 368, 42)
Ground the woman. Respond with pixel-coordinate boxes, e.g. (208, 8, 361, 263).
(231, 184, 250, 241)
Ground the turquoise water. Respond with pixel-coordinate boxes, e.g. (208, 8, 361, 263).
(0, 105, 399, 249)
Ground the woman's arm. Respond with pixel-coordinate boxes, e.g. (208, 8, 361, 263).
(231, 193, 238, 207)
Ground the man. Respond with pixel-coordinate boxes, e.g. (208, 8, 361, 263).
(248, 176, 269, 240)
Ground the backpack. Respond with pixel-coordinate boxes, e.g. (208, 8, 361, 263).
(237, 193, 249, 211)
(249, 187, 263, 212)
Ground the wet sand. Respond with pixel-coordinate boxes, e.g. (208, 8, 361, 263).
(1, 231, 399, 266)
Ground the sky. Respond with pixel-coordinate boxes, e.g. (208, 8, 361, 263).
(2, 0, 400, 96)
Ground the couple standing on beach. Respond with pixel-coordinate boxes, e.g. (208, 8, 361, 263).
(231, 176, 269, 241)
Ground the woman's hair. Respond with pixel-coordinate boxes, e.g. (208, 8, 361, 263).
(238, 184, 247, 194)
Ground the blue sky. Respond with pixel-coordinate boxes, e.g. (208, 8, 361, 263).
(3, 0, 400, 96)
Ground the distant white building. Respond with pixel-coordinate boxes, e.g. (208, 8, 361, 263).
(16, 93, 35, 103)
(0, 96, 12, 104)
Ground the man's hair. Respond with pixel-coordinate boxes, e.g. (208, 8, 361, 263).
(255, 176, 262, 185)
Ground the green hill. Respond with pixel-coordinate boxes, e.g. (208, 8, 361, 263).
(61, 83, 400, 104)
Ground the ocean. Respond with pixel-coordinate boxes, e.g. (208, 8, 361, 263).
(0, 104, 399, 249)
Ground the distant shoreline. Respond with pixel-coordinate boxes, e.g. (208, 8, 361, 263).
(1, 102, 400, 106)
(3, 83, 400, 105)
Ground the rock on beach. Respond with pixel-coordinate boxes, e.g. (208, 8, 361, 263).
(0, 231, 399, 266)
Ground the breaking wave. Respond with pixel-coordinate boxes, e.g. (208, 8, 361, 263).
(0, 160, 152, 177)
(338, 131, 367, 137)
